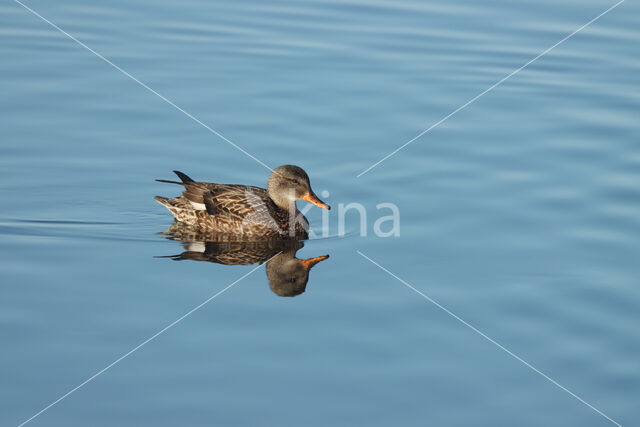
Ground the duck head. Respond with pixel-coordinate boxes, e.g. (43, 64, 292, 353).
(267, 165, 330, 211)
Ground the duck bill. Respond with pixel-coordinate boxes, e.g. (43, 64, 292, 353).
(299, 254, 330, 270)
(301, 192, 330, 210)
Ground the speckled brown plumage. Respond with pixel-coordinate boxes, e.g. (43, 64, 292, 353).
(155, 176, 309, 238)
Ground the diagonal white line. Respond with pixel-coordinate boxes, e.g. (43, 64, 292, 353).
(356, 0, 625, 177)
(13, 0, 273, 173)
(356, 250, 622, 427)
(18, 259, 272, 427)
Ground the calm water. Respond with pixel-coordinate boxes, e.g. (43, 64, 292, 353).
(1, 0, 639, 425)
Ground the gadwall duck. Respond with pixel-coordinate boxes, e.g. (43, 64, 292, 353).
(155, 165, 329, 238)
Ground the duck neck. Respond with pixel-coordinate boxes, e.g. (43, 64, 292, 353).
(268, 187, 297, 212)
(275, 197, 297, 213)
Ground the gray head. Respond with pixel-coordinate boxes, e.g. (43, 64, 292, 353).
(266, 165, 330, 211)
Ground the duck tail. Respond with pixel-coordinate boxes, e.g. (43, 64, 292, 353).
(155, 171, 195, 186)
(154, 196, 187, 221)
(154, 195, 172, 207)
(173, 170, 195, 184)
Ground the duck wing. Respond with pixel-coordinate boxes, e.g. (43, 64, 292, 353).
(157, 171, 285, 231)
(201, 184, 266, 216)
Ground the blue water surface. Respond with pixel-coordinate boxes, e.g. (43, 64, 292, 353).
(1, 0, 639, 425)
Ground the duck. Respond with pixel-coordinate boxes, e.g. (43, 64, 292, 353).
(155, 165, 330, 238)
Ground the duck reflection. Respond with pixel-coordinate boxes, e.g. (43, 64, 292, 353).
(159, 223, 329, 297)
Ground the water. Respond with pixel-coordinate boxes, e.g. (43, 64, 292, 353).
(1, 0, 639, 425)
